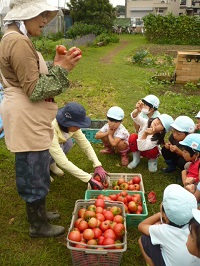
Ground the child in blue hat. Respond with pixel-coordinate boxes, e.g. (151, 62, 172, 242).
(161, 116, 195, 173)
(180, 133, 200, 193)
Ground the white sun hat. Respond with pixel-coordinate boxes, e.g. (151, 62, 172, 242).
(195, 111, 200, 118)
(4, 0, 58, 24)
(192, 209, 200, 224)
(107, 106, 124, 121)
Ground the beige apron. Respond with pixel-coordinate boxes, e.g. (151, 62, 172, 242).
(1, 31, 58, 152)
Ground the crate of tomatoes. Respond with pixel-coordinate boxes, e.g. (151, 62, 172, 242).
(84, 190, 148, 227)
(67, 199, 127, 266)
(87, 173, 144, 193)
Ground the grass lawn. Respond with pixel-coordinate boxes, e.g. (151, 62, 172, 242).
(0, 34, 199, 266)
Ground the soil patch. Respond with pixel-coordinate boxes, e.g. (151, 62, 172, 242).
(100, 40, 129, 64)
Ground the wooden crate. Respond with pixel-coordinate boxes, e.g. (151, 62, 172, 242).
(175, 51, 200, 84)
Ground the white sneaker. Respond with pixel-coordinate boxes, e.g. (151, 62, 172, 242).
(50, 162, 64, 176)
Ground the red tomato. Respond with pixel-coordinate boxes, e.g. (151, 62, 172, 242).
(103, 229, 116, 240)
(97, 194, 104, 199)
(113, 215, 124, 224)
(108, 221, 117, 230)
(117, 195, 127, 204)
(120, 191, 128, 197)
(84, 210, 96, 221)
(83, 228, 94, 240)
(96, 206, 104, 213)
(74, 242, 87, 248)
(68, 230, 81, 242)
(117, 178, 125, 186)
(126, 194, 133, 202)
(77, 220, 88, 232)
(88, 217, 98, 228)
(132, 176, 141, 184)
(56, 45, 67, 55)
(103, 210, 114, 221)
(87, 239, 98, 245)
(95, 198, 105, 208)
(70, 47, 82, 57)
(74, 218, 83, 228)
(94, 174, 101, 182)
(102, 237, 115, 248)
(92, 227, 102, 239)
(99, 221, 110, 232)
(109, 194, 118, 201)
(132, 184, 140, 191)
(78, 208, 86, 219)
(128, 201, 138, 213)
(137, 205, 143, 213)
(98, 235, 105, 245)
(113, 223, 125, 238)
(96, 213, 105, 222)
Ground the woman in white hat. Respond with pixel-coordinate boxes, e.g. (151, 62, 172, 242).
(0, 0, 81, 238)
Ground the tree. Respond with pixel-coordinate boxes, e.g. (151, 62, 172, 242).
(67, 0, 116, 31)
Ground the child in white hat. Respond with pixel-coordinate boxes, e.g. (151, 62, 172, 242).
(179, 133, 200, 194)
(133, 94, 161, 133)
(195, 111, 200, 133)
(128, 101, 174, 172)
(161, 116, 195, 173)
(138, 184, 200, 266)
(95, 106, 130, 166)
(186, 209, 200, 259)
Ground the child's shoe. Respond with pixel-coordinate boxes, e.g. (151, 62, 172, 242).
(100, 147, 114, 154)
(148, 158, 158, 172)
(120, 148, 130, 166)
(127, 151, 140, 169)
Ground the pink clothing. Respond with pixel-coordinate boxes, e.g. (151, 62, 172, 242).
(186, 159, 200, 183)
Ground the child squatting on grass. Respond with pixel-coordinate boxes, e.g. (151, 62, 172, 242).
(128, 98, 174, 172)
(49, 102, 108, 189)
(187, 209, 200, 259)
(95, 106, 130, 166)
(161, 116, 195, 173)
(179, 133, 200, 194)
(133, 94, 161, 133)
(138, 184, 200, 266)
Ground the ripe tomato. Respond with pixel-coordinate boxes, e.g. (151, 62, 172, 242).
(75, 242, 87, 248)
(100, 221, 110, 232)
(70, 47, 82, 57)
(88, 217, 98, 228)
(113, 215, 124, 224)
(108, 221, 117, 230)
(78, 208, 86, 219)
(77, 220, 88, 232)
(83, 228, 94, 240)
(103, 229, 116, 240)
(68, 230, 81, 242)
(92, 227, 102, 239)
(98, 235, 105, 245)
(96, 213, 105, 222)
(102, 237, 115, 248)
(132, 176, 141, 184)
(137, 205, 143, 213)
(96, 206, 104, 214)
(74, 218, 83, 228)
(109, 194, 117, 201)
(113, 223, 125, 238)
(128, 201, 138, 213)
(103, 210, 114, 221)
(87, 239, 98, 245)
(95, 198, 105, 208)
(117, 177, 125, 186)
(56, 45, 67, 55)
(132, 184, 140, 191)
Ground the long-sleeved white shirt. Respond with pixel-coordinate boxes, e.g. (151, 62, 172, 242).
(49, 119, 102, 183)
(131, 112, 158, 151)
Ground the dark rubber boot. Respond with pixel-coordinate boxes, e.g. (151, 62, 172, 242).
(162, 160, 176, 173)
(46, 211, 60, 221)
(26, 198, 65, 238)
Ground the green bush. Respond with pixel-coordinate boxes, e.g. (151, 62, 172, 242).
(143, 13, 200, 45)
(92, 33, 119, 46)
(66, 22, 105, 39)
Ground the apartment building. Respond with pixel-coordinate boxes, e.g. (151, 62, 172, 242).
(125, 0, 200, 23)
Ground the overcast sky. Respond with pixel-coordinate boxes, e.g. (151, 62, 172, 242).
(47, 0, 125, 8)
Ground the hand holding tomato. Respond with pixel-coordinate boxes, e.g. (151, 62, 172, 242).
(56, 45, 67, 55)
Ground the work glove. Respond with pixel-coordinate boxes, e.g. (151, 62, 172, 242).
(148, 191, 157, 204)
(94, 166, 109, 184)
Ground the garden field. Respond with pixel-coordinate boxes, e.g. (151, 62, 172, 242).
(0, 34, 200, 266)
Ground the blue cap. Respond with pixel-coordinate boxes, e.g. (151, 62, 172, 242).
(179, 133, 200, 152)
(158, 114, 174, 132)
(142, 95, 160, 109)
(107, 106, 124, 121)
(56, 102, 91, 128)
(163, 184, 197, 226)
(171, 116, 195, 133)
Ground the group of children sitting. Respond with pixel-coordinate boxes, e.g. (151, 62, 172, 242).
(95, 94, 200, 196)
(95, 95, 200, 265)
